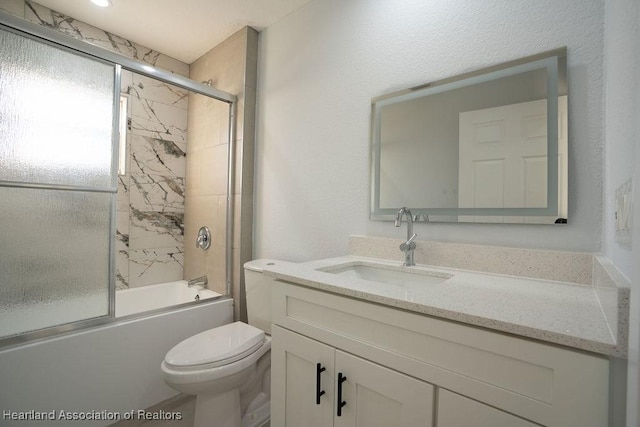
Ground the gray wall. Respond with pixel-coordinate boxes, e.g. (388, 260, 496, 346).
(379, 69, 548, 209)
(603, 0, 640, 425)
(256, 0, 605, 261)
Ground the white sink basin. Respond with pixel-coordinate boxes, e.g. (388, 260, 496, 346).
(321, 263, 453, 288)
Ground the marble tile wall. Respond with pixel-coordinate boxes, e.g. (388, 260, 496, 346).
(20, 1, 189, 76)
(1, 0, 191, 289)
(2, 1, 257, 299)
(119, 72, 188, 288)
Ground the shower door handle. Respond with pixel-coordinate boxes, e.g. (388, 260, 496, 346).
(337, 372, 347, 416)
(315, 363, 326, 404)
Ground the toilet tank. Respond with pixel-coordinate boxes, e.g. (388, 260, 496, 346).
(244, 259, 278, 335)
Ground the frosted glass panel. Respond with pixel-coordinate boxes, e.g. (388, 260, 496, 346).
(0, 187, 111, 338)
(0, 28, 115, 188)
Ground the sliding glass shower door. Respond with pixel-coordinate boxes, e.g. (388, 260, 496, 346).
(0, 26, 117, 339)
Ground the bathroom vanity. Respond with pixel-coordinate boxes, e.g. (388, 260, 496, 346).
(266, 255, 626, 427)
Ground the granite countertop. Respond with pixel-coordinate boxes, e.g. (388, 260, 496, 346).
(264, 256, 622, 357)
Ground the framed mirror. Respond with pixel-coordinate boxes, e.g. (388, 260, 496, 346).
(370, 48, 568, 224)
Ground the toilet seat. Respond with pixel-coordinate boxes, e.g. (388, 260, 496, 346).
(161, 336, 271, 388)
(164, 322, 265, 371)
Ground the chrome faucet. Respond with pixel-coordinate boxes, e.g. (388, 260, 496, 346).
(395, 207, 416, 266)
(187, 276, 208, 288)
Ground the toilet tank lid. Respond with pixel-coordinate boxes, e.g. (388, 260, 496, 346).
(164, 322, 265, 368)
(244, 259, 280, 273)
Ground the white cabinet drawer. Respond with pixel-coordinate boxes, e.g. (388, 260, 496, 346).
(437, 389, 538, 427)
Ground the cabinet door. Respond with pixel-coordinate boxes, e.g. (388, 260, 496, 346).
(437, 389, 539, 427)
(334, 350, 434, 427)
(271, 325, 335, 427)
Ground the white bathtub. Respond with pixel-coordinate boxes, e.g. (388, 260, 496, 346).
(0, 284, 232, 426)
(116, 280, 222, 317)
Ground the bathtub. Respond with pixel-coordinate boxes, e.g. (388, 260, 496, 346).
(0, 282, 233, 427)
(116, 280, 222, 317)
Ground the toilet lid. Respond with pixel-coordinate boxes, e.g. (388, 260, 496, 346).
(164, 322, 265, 369)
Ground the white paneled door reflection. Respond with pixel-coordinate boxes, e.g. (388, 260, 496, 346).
(458, 96, 568, 223)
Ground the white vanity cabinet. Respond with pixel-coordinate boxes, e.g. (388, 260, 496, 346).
(271, 325, 435, 427)
(437, 389, 538, 427)
(271, 280, 610, 427)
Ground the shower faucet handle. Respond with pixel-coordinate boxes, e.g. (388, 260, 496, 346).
(196, 226, 211, 250)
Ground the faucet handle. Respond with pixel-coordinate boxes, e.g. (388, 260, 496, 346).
(400, 241, 416, 252)
(196, 226, 211, 250)
(399, 233, 417, 252)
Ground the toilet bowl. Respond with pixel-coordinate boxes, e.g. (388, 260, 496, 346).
(161, 322, 271, 427)
(161, 259, 277, 427)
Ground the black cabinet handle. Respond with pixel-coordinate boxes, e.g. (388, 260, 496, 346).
(316, 363, 326, 404)
(337, 372, 347, 416)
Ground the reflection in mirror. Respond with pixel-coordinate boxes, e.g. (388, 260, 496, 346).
(371, 48, 568, 224)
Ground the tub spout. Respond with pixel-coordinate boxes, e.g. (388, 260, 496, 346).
(188, 276, 208, 288)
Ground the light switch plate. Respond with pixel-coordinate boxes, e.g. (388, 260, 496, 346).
(615, 178, 633, 244)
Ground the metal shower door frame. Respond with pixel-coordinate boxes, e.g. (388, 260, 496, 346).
(0, 9, 237, 347)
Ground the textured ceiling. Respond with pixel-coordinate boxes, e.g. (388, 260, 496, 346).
(33, 0, 311, 63)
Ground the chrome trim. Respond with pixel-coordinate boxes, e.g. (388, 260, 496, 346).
(0, 14, 115, 69)
(0, 10, 236, 104)
(108, 191, 117, 317)
(187, 276, 208, 288)
(0, 316, 112, 350)
(0, 10, 239, 345)
(372, 47, 567, 103)
(196, 226, 212, 250)
(226, 102, 237, 297)
(371, 207, 561, 219)
(370, 48, 566, 222)
(0, 180, 117, 193)
(112, 65, 122, 194)
(114, 294, 231, 324)
(395, 207, 416, 266)
(0, 16, 120, 341)
(108, 65, 121, 318)
(0, 295, 232, 351)
(546, 58, 559, 216)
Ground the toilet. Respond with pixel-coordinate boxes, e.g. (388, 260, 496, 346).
(161, 259, 277, 427)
